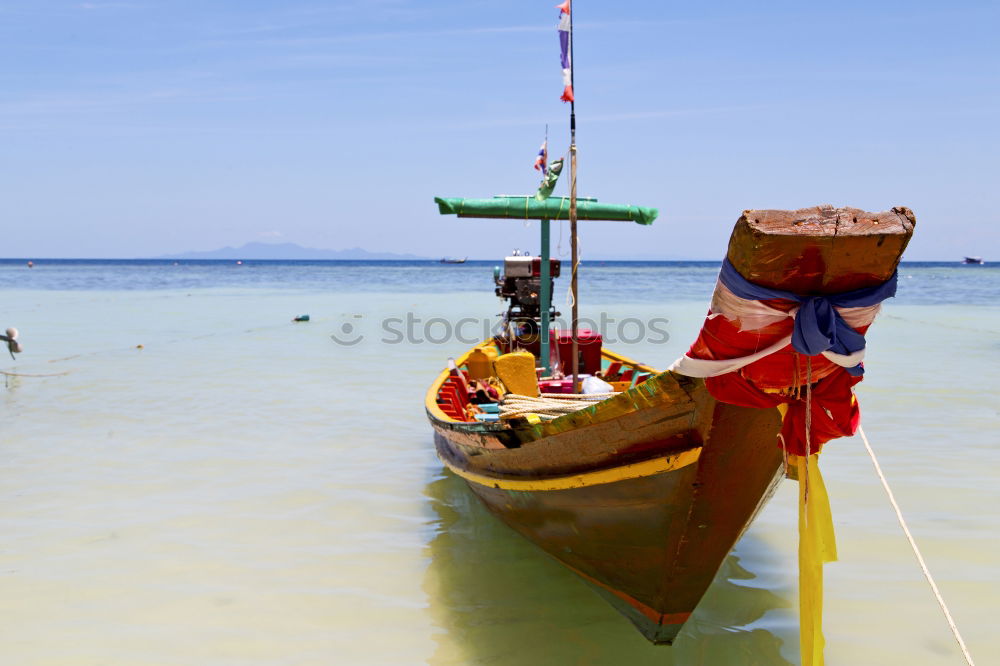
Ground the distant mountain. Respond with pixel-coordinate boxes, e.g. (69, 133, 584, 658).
(158, 242, 427, 260)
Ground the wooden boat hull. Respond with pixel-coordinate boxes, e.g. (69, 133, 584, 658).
(430, 370, 785, 643)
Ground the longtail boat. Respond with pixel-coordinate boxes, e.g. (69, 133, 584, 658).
(426, 204, 914, 643)
(424, 1, 915, 652)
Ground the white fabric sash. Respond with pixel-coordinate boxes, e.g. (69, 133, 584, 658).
(669, 281, 881, 379)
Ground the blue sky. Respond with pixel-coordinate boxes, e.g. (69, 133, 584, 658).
(1, 0, 997, 259)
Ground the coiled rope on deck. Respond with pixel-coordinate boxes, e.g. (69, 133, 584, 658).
(499, 392, 614, 420)
(858, 425, 976, 666)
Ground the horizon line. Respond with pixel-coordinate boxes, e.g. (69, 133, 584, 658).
(0, 257, 979, 263)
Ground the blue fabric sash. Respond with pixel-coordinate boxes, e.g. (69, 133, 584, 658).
(718, 258, 898, 375)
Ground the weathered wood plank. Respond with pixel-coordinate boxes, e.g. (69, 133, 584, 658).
(727, 204, 915, 292)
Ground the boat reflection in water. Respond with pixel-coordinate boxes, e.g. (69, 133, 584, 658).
(422, 472, 794, 665)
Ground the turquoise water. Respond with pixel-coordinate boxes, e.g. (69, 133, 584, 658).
(1, 260, 997, 664)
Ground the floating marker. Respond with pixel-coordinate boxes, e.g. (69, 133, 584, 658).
(3, 327, 22, 356)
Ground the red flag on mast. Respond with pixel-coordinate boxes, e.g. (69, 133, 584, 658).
(557, 1, 573, 102)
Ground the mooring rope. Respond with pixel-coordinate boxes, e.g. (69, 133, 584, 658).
(499, 392, 613, 420)
(858, 425, 976, 666)
(0, 370, 70, 378)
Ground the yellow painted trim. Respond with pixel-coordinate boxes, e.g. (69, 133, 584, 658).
(442, 447, 701, 491)
(600, 347, 660, 375)
(425, 343, 487, 422)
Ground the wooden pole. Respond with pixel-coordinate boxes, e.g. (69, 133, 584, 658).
(569, 0, 579, 392)
(570, 148, 578, 390)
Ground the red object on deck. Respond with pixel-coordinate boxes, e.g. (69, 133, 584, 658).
(602, 361, 623, 380)
(530, 257, 561, 277)
(510, 328, 603, 377)
(555, 329, 602, 375)
(539, 378, 574, 394)
(437, 372, 472, 421)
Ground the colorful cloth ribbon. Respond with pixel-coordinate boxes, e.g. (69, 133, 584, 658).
(705, 368, 861, 456)
(718, 258, 897, 375)
(670, 257, 894, 666)
(794, 453, 838, 666)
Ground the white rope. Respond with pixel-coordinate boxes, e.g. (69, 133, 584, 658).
(0, 370, 70, 378)
(565, 236, 581, 311)
(857, 425, 976, 666)
(538, 392, 615, 400)
(499, 392, 611, 419)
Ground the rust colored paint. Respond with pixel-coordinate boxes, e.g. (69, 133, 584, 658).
(727, 205, 915, 293)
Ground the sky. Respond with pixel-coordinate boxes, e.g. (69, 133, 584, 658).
(1, 0, 998, 260)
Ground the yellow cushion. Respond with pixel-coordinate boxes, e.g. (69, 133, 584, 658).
(493, 351, 539, 397)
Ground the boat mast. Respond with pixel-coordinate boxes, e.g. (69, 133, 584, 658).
(568, 0, 579, 391)
(539, 123, 552, 376)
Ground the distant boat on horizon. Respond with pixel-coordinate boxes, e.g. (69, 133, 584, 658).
(439, 257, 468, 264)
(962, 256, 984, 264)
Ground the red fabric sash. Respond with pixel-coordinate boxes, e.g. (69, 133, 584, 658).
(705, 369, 862, 456)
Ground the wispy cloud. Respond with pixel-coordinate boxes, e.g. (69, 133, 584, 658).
(0, 86, 257, 118)
(191, 19, 689, 51)
(78, 2, 145, 9)
(194, 24, 548, 51)
(448, 105, 775, 130)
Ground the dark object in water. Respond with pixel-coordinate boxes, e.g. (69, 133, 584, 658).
(962, 256, 984, 264)
(1, 327, 22, 359)
(293, 314, 310, 322)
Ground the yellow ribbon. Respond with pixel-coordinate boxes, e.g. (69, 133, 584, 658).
(792, 453, 837, 666)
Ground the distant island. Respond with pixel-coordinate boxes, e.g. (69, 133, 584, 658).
(158, 242, 428, 260)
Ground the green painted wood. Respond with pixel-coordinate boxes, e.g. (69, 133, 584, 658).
(540, 218, 551, 374)
(434, 195, 658, 225)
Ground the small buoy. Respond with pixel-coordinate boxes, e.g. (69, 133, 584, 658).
(27, 261, 33, 268)
(293, 314, 310, 322)
(136, 344, 144, 349)
(4, 327, 22, 354)
(236, 260, 243, 265)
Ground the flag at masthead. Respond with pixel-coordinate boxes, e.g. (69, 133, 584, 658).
(557, 1, 574, 102)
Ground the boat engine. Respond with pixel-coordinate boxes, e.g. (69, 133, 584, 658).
(495, 254, 560, 335)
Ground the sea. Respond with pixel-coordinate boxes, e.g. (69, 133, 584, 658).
(1, 259, 997, 665)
